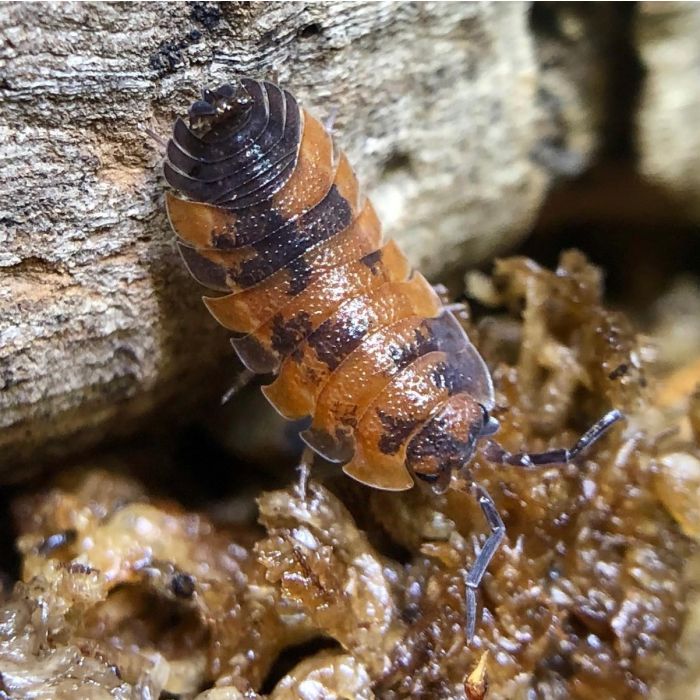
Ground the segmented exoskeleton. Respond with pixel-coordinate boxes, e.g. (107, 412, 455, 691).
(164, 79, 622, 640)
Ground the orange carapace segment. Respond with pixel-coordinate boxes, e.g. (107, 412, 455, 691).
(201, 204, 389, 336)
(261, 274, 441, 419)
(231, 240, 411, 374)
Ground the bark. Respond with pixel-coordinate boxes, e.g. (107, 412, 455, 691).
(637, 2, 700, 218)
(0, 1, 608, 474)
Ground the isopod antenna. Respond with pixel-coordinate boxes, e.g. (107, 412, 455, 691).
(463, 408, 623, 641)
(483, 409, 624, 468)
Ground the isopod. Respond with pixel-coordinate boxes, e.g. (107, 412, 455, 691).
(164, 79, 623, 640)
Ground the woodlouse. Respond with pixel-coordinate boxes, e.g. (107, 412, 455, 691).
(164, 79, 623, 640)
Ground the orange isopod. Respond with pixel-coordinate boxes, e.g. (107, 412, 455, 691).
(164, 79, 622, 640)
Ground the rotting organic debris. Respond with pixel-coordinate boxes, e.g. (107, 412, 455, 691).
(0, 252, 697, 699)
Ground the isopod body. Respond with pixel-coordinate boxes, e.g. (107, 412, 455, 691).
(164, 79, 622, 639)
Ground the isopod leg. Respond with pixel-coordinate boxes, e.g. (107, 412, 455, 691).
(483, 409, 623, 467)
(465, 484, 505, 643)
(295, 447, 315, 499)
(221, 368, 255, 405)
(443, 302, 467, 314)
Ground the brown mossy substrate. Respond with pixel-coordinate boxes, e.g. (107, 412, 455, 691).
(1, 253, 698, 699)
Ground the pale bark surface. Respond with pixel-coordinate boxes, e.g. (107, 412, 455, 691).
(0, 2, 605, 473)
(637, 2, 700, 218)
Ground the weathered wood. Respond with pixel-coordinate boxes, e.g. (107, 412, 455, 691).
(637, 3, 700, 218)
(0, 2, 606, 473)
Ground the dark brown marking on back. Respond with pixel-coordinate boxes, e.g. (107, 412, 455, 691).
(212, 207, 288, 250)
(386, 326, 434, 369)
(270, 311, 313, 360)
(287, 255, 314, 295)
(231, 184, 352, 288)
(407, 395, 485, 492)
(407, 412, 477, 481)
(376, 410, 422, 456)
(307, 314, 370, 371)
(430, 360, 469, 396)
(384, 314, 465, 371)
